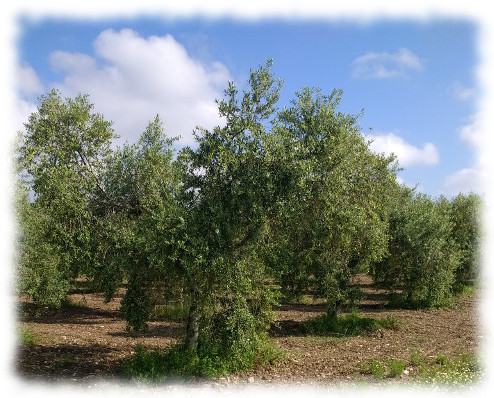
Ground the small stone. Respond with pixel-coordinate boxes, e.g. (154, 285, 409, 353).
(248, 376, 255, 383)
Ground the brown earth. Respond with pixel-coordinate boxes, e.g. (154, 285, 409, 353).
(14, 274, 481, 388)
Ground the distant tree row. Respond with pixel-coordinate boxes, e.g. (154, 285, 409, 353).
(15, 60, 482, 372)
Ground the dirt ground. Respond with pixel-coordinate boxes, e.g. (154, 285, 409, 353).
(14, 274, 481, 387)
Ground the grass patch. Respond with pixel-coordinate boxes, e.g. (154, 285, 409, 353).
(304, 311, 401, 337)
(150, 303, 189, 321)
(123, 339, 285, 382)
(124, 344, 224, 382)
(386, 293, 447, 310)
(255, 340, 286, 367)
(361, 359, 387, 379)
(377, 315, 403, 330)
(360, 352, 482, 385)
(414, 354, 482, 386)
(18, 326, 42, 346)
(409, 348, 424, 366)
(62, 298, 88, 309)
(452, 283, 477, 298)
(388, 359, 407, 377)
(361, 358, 407, 379)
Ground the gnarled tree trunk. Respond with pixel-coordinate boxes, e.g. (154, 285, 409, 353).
(185, 285, 200, 352)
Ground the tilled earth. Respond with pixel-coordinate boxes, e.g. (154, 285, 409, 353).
(14, 275, 481, 388)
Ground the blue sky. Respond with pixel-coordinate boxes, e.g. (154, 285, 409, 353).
(15, 16, 482, 197)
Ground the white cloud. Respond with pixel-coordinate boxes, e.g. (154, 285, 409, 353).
(459, 112, 484, 148)
(451, 81, 475, 101)
(48, 28, 231, 146)
(17, 64, 44, 98)
(441, 112, 487, 196)
(366, 132, 439, 167)
(442, 167, 485, 196)
(351, 47, 424, 79)
(14, 64, 44, 132)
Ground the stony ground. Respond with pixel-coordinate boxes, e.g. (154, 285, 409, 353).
(14, 274, 481, 389)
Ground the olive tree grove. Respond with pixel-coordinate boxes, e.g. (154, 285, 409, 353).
(15, 61, 480, 377)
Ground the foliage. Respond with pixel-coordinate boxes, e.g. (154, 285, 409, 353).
(15, 90, 116, 308)
(175, 60, 283, 354)
(124, 340, 284, 382)
(409, 349, 424, 366)
(414, 354, 482, 386)
(388, 359, 407, 377)
(359, 353, 481, 384)
(357, 357, 399, 380)
(15, 197, 70, 308)
(361, 359, 387, 379)
(372, 188, 461, 308)
(304, 311, 400, 337)
(449, 193, 483, 287)
(150, 303, 189, 321)
(18, 326, 42, 346)
(90, 116, 182, 331)
(265, 87, 399, 317)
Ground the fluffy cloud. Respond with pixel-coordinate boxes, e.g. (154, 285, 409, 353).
(366, 132, 439, 167)
(48, 29, 231, 146)
(351, 47, 424, 79)
(15, 64, 44, 131)
(442, 168, 484, 196)
(17, 64, 44, 98)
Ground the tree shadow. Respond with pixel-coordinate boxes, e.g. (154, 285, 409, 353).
(17, 301, 122, 325)
(16, 343, 127, 381)
(108, 323, 185, 339)
(269, 319, 307, 337)
(273, 302, 327, 313)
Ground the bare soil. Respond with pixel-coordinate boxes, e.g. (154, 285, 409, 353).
(15, 274, 481, 387)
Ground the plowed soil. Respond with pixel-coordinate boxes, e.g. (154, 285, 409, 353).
(15, 274, 481, 388)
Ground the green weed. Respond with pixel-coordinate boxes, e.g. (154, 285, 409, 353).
(150, 303, 189, 321)
(304, 311, 401, 337)
(18, 326, 42, 346)
(361, 359, 386, 379)
(415, 354, 482, 386)
(361, 358, 406, 379)
(377, 315, 403, 330)
(255, 340, 286, 367)
(124, 339, 285, 382)
(409, 349, 421, 365)
(388, 359, 407, 378)
(435, 354, 449, 365)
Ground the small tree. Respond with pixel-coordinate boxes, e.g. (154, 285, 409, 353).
(90, 116, 182, 331)
(372, 189, 461, 308)
(450, 193, 482, 287)
(267, 87, 398, 317)
(16, 89, 116, 307)
(15, 182, 69, 308)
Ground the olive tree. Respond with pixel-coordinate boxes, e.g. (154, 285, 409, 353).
(372, 188, 461, 308)
(16, 89, 116, 307)
(450, 193, 483, 287)
(266, 87, 398, 318)
(176, 60, 283, 365)
(89, 116, 182, 331)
